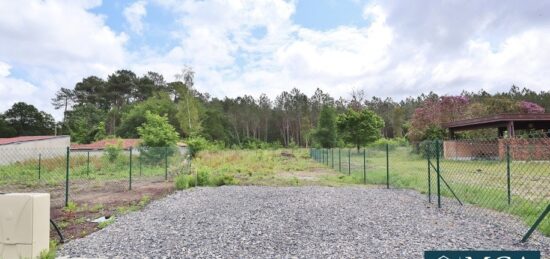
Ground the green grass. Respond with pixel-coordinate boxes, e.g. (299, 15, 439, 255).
(0, 151, 187, 187)
(322, 146, 550, 236)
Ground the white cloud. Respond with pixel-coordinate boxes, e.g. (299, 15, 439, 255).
(0, 0, 127, 119)
(0, 61, 41, 113)
(3, 0, 550, 120)
(124, 1, 148, 34)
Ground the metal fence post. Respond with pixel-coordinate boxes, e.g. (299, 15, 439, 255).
(363, 148, 366, 184)
(129, 148, 133, 190)
(65, 147, 70, 207)
(139, 153, 142, 176)
(326, 149, 329, 166)
(38, 153, 41, 180)
(331, 148, 334, 168)
(435, 140, 441, 208)
(386, 143, 389, 189)
(521, 204, 550, 242)
(164, 146, 168, 180)
(348, 149, 351, 176)
(338, 148, 341, 172)
(86, 151, 90, 176)
(506, 144, 511, 205)
(427, 144, 432, 203)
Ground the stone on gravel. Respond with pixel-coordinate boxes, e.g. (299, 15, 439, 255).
(58, 186, 550, 258)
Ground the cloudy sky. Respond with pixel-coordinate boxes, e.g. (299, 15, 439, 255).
(1, 0, 550, 119)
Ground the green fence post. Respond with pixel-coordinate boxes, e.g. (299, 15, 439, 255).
(139, 153, 142, 176)
(506, 144, 511, 205)
(38, 153, 41, 180)
(348, 149, 351, 176)
(86, 151, 90, 176)
(164, 146, 168, 180)
(338, 148, 341, 172)
(427, 144, 432, 203)
(363, 148, 366, 184)
(331, 148, 334, 168)
(386, 143, 389, 189)
(326, 149, 329, 166)
(129, 148, 133, 190)
(65, 147, 70, 207)
(521, 204, 550, 242)
(436, 140, 441, 208)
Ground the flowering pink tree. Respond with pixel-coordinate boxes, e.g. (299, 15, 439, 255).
(518, 101, 545, 114)
(408, 96, 469, 141)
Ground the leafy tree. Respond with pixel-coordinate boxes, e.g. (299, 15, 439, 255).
(314, 105, 337, 148)
(138, 111, 179, 147)
(117, 94, 179, 138)
(176, 87, 203, 137)
(337, 108, 384, 151)
(2, 102, 55, 136)
(202, 108, 230, 144)
(65, 104, 106, 143)
(51, 87, 75, 133)
(0, 116, 16, 137)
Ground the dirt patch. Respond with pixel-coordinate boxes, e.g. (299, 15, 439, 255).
(50, 180, 174, 242)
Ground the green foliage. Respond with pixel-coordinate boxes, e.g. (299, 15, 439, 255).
(104, 139, 123, 162)
(98, 217, 115, 229)
(39, 240, 57, 259)
(138, 111, 179, 147)
(66, 104, 107, 144)
(175, 174, 194, 190)
(0, 116, 16, 137)
(368, 138, 409, 151)
(175, 169, 235, 190)
(337, 108, 385, 150)
(117, 94, 179, 138)
(186, 136, 219, 157)
(241, 138, 282, 149)
(423, 124, 446, 140)
(2, 102, 55, 136)
(314, 105, 337, 148)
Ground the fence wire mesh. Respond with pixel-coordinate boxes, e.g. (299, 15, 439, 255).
(0, 146, 189, 208)
(310, 139, 550, 239)
(426, 139, 550, 238)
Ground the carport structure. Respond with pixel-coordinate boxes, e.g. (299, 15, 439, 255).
(442, 114, 550, 160)
(444, 113, 550, 138)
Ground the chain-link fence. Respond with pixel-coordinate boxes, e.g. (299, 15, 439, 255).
(310, 139, 550, 241)
(0, 146, 189, 208)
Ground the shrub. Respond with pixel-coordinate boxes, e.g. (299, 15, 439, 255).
(368, 138, 408, 151)
(175, 174, 194, 190)
(104, 140, 123, 162)
(186, 136, 211, 157)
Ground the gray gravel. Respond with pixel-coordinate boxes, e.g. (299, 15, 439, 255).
(59, 186, 550, 258)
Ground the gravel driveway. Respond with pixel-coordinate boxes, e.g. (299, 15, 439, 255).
(59, 186, 550, 258)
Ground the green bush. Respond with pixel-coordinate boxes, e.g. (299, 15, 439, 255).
(208, 172, 235, 186)
(175, 174, 194, 190)
(104, 140, 123, 162)
(368, 138, 409, 151)
(186, 136, 216, 157)
(174, 170, 235, 189)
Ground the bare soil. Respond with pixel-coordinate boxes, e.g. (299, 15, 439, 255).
(50, 180, 174, 242)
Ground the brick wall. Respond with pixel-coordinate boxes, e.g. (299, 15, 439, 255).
(443, 140, 499, 160)
(498, 138, 550, 160)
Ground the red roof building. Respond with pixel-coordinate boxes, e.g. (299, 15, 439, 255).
(70, 139, 141, 151)
(0, 136, 66, 145)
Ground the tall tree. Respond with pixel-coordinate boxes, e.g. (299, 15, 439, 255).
(337, 108, 384, 151)
(314, 105, 337, 148)
(3, 102, 55, 136)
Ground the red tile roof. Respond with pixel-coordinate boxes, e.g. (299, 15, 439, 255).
(70, 139, 141, 150)
(0, 136, 61, 145)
